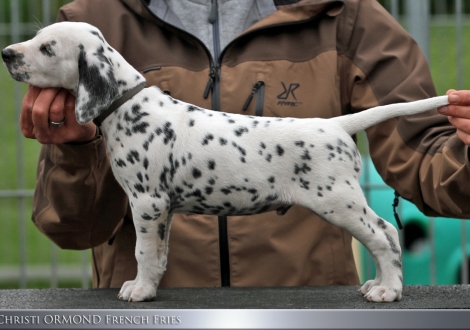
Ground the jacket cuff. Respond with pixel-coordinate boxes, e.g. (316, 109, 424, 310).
(47, 135, 107, 167)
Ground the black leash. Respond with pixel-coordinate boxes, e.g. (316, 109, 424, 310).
(392, 191, 403, 230)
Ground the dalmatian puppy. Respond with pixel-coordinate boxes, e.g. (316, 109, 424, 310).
(2, 22, 449, 303)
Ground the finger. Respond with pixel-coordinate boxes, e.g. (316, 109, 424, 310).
(20, 85, 42, 138)
(48, 89, 68, 125)
(448, 116, 470, 135)
(55, 92, 97, 143)
(455, 129, 470, 146)
(31, 88, 61, 143)
(445, 89, 457, 96)
(439, 104, 470, 119)
(62, 92, 77, 126)
(447, 90, 470, 106)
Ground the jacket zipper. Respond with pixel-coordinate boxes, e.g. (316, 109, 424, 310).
(243, 81, 265, 116)
(209, 0, 230, 287)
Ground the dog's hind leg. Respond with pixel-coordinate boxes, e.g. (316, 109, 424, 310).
(297, 179, 403, 302)
(118, 197, 172, 302)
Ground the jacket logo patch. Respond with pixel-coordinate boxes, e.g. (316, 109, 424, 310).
(277, 82, 302, 106)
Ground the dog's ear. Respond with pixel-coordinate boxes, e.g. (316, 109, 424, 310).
(75, 44, 119, 124)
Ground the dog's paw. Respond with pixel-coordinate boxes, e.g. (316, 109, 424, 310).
(359, 279, 379, 295)
(363, 285, 402, 302)
(118, 280, 156, 302)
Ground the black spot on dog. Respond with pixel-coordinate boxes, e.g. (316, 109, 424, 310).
(295, 141, 305, 147)
(299, 178, 310, 190)
(115, 159, 126, 167)
(208, 178, 216, 185)
(134, 183, 145, 193)
(294, 163, 311, 175)
(189, 119, 195, 127)
(187, 105, 201, 112)
(276, 145, 284, 156)
(158, 223, 166, 240)
(208, 160, 216, 170)
(126, 150, 140, 164)
(385, 233, 400, 254)
(90, 30, 105, 43)
(234, 126, 249, 137)
(192, 168, 202, 179)
(202, 134, 214, 145)
(393, 259, 402, 268)
(377, 218, 387, 229)
(301, 150, 311, 161)
(219, 138, 228, 146)
(268, 176, 275, 183)
(162, 122, 176, 145)
(132, 122, 149, 134)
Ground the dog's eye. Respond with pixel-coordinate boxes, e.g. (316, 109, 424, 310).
(39, 43, 55, 57)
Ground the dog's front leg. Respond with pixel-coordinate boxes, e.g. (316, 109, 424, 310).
(118, 198, 172, 302)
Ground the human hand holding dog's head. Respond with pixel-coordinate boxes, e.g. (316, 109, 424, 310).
(20, 85, 96, 144)
(437, 89, 470, 146)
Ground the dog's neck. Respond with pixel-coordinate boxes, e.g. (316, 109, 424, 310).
(93, 82, 146, 127)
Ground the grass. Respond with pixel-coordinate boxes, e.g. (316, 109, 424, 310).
(430, 24, 470, 94)
(0, 20, 469, 289)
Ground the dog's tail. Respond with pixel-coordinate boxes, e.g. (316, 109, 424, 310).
(332, 96, 449, 136)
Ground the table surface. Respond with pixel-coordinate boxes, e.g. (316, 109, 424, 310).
(1, 285, 470, 309)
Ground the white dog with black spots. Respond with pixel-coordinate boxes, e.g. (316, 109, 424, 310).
(2, 22, 449, 302)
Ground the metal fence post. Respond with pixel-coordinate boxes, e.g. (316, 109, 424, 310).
(455, 0, 469, 285)
(406, 0, 431, 60)
(10, 0, 28, 290)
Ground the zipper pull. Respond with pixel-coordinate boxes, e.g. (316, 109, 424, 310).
(203, 67, 217, 99)
(208, 0, 217, 24)
(243, 81, 264, 111)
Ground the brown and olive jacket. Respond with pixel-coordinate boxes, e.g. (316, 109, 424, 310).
(32, 0, 470, 289)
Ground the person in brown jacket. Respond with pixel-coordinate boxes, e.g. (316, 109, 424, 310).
(19, 0, 470, 290)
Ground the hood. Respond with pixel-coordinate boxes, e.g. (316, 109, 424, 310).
(120, 0, 344, 27)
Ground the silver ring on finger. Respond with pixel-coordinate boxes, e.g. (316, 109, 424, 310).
(49, 120, 65, 128)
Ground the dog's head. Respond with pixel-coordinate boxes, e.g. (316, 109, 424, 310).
(2, 22, 145, 124)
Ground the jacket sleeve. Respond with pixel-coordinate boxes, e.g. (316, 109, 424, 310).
(339, 0, 470, 218)
(32, 136, 129, 250)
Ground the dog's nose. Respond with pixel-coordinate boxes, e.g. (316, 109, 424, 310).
(1, 48, 15, 62)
